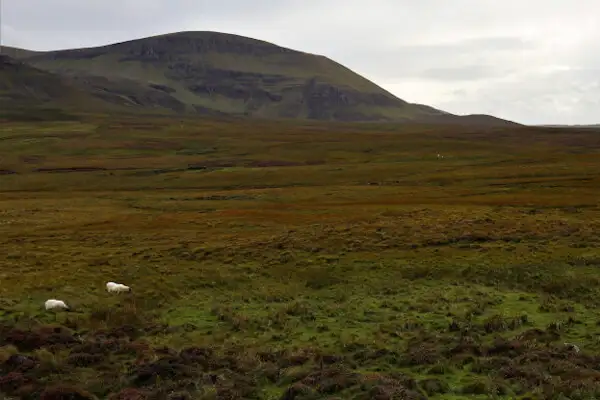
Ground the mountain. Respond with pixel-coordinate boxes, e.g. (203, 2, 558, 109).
(1, 32, 520, 125)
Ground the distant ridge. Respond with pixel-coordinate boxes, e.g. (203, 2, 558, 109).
(537, 124, 600, 128)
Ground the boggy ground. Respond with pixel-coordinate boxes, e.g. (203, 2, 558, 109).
(1, 116, 600, 399)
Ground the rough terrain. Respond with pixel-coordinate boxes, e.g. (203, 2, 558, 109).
(1, 115, 599, 399)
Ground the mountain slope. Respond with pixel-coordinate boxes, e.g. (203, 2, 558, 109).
(2, 32, 519, 125)
(0, 53, 197, 118)
(0, 46, 42, 59)
(0, 54, 119, 120)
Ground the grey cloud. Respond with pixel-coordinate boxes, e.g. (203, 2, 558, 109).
(393, 37, 535, 54)
(417, 65, 514, 82)
(324, 36, 531, 84)
(436, 68, 600, 124)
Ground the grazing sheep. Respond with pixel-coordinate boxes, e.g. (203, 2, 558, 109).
(44, 299, 69, 311)
(106, 281, 131, 293)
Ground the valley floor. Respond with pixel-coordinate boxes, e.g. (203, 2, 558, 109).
(1, 116, 600, 399)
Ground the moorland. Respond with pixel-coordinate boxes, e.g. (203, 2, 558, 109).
(1, 111, 600, 399)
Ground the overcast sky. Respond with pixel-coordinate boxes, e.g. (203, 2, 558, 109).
(2, 0, 599, 125)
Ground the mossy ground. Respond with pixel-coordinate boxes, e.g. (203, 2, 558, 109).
(1, 116, 600, 399)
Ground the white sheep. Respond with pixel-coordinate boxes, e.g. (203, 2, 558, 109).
(106, 281, 131, 293)
(44, 299, 69, 311)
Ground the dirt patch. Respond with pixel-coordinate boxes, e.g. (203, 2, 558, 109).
(195, 194, 255, 201)
(187, 158, 323, 170)
(33, 167, 108, 173)
(187, 160, 238, 169)
(248, 160, 323, 168)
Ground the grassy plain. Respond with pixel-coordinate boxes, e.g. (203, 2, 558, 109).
(1, 115, 600, 399)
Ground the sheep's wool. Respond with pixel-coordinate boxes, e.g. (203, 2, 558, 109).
(106, 282, 130, 293)
(45, 299, 68, 310)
